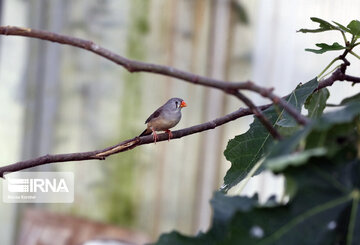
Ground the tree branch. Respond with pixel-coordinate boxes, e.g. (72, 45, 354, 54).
(231, 91, 282, 139)
(0, 26, 244, 90)
(0, 26, 307, 126)
(343, 74, 360, 83)
(238, 82, 310, 125)
(0, 105, 271, 178)
(317, 65, 360, 90)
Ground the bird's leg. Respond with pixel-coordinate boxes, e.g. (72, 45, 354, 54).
(165, 129, 173, 141)
(152, 130, 158, 143)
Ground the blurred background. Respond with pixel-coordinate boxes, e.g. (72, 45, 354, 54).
(1, 0, 360, 244)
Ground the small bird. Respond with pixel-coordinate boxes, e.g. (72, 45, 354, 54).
(139, 98, 187, 143)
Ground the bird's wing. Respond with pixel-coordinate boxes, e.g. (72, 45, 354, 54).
(145, 107, 163, 124)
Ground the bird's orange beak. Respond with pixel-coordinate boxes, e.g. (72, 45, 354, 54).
(180, 101, 187, 108)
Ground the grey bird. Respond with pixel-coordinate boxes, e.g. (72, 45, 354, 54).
(139, 98, 187, 142)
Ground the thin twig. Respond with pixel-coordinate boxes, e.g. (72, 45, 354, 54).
(317, 68, 344, 90)
(0, 26, 244, 90)
(317, 66, 360, 90)
(231, 91, 282, 139)
(343, 74, 360, 83)
(240, 82, 310, 125)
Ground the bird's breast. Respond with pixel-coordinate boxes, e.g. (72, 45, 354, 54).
(148, 113, 181, 131)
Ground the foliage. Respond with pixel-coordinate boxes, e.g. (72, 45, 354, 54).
(305, 42, 345, 54)
(222, 78, 317, 191)
(298, 18, 360, 65)
(153, 18, 360, 245)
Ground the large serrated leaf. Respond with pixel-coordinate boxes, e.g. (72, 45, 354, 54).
(153, 159, 360, 245)
(305, 42, 345, 54)
(222, 78, 317, 192)
(305, 88, 329, 119)
(222, 109, 275, 191)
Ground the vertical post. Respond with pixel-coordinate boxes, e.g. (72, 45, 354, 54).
(194, 0, 232, 232)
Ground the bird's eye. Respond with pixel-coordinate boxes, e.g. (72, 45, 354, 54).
(175, 101, 179, 108)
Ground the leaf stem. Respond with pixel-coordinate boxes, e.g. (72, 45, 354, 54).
(347, 190, 359, 245)
(318, 64, 341, 81)
(340, 31, 348, 44)
(350, 35, 356, 46)
(317, 57, 340, 78)
(349, 50, 360, 60)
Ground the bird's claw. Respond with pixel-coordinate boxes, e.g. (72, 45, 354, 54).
(152, 130, 172, 143)
(165, 130, 173, 141)
(152, 131, 158, 144)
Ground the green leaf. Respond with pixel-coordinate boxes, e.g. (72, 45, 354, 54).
(268, 100, 360, 170)
(222, 78, 317, 192)
(314, 101, 360, 130)
(305, 88, 330, 119)
(305, 42, 346, 54)
(340, 92, 360, 105)
(311, 17, 337, 30)
(298, 17, 338, 33)
(332, 21, 352, 33)
(304, 102, 360, 159)
(266, 147, 327, 171)
(305, 122, 358, 159)
(263, 126, 313, 168)
(276, 78, 318, 127)
(347, 20, 360, 37)
(324, 92, 360, 107)
(154, 159, 360, 245)
(222, 107, 276, 192)
(267, 126, 312, 158)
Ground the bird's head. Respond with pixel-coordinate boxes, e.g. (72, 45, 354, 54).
(167, 97, 187, 111)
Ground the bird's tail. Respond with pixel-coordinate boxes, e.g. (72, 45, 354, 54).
(139, 128, 152, 137)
